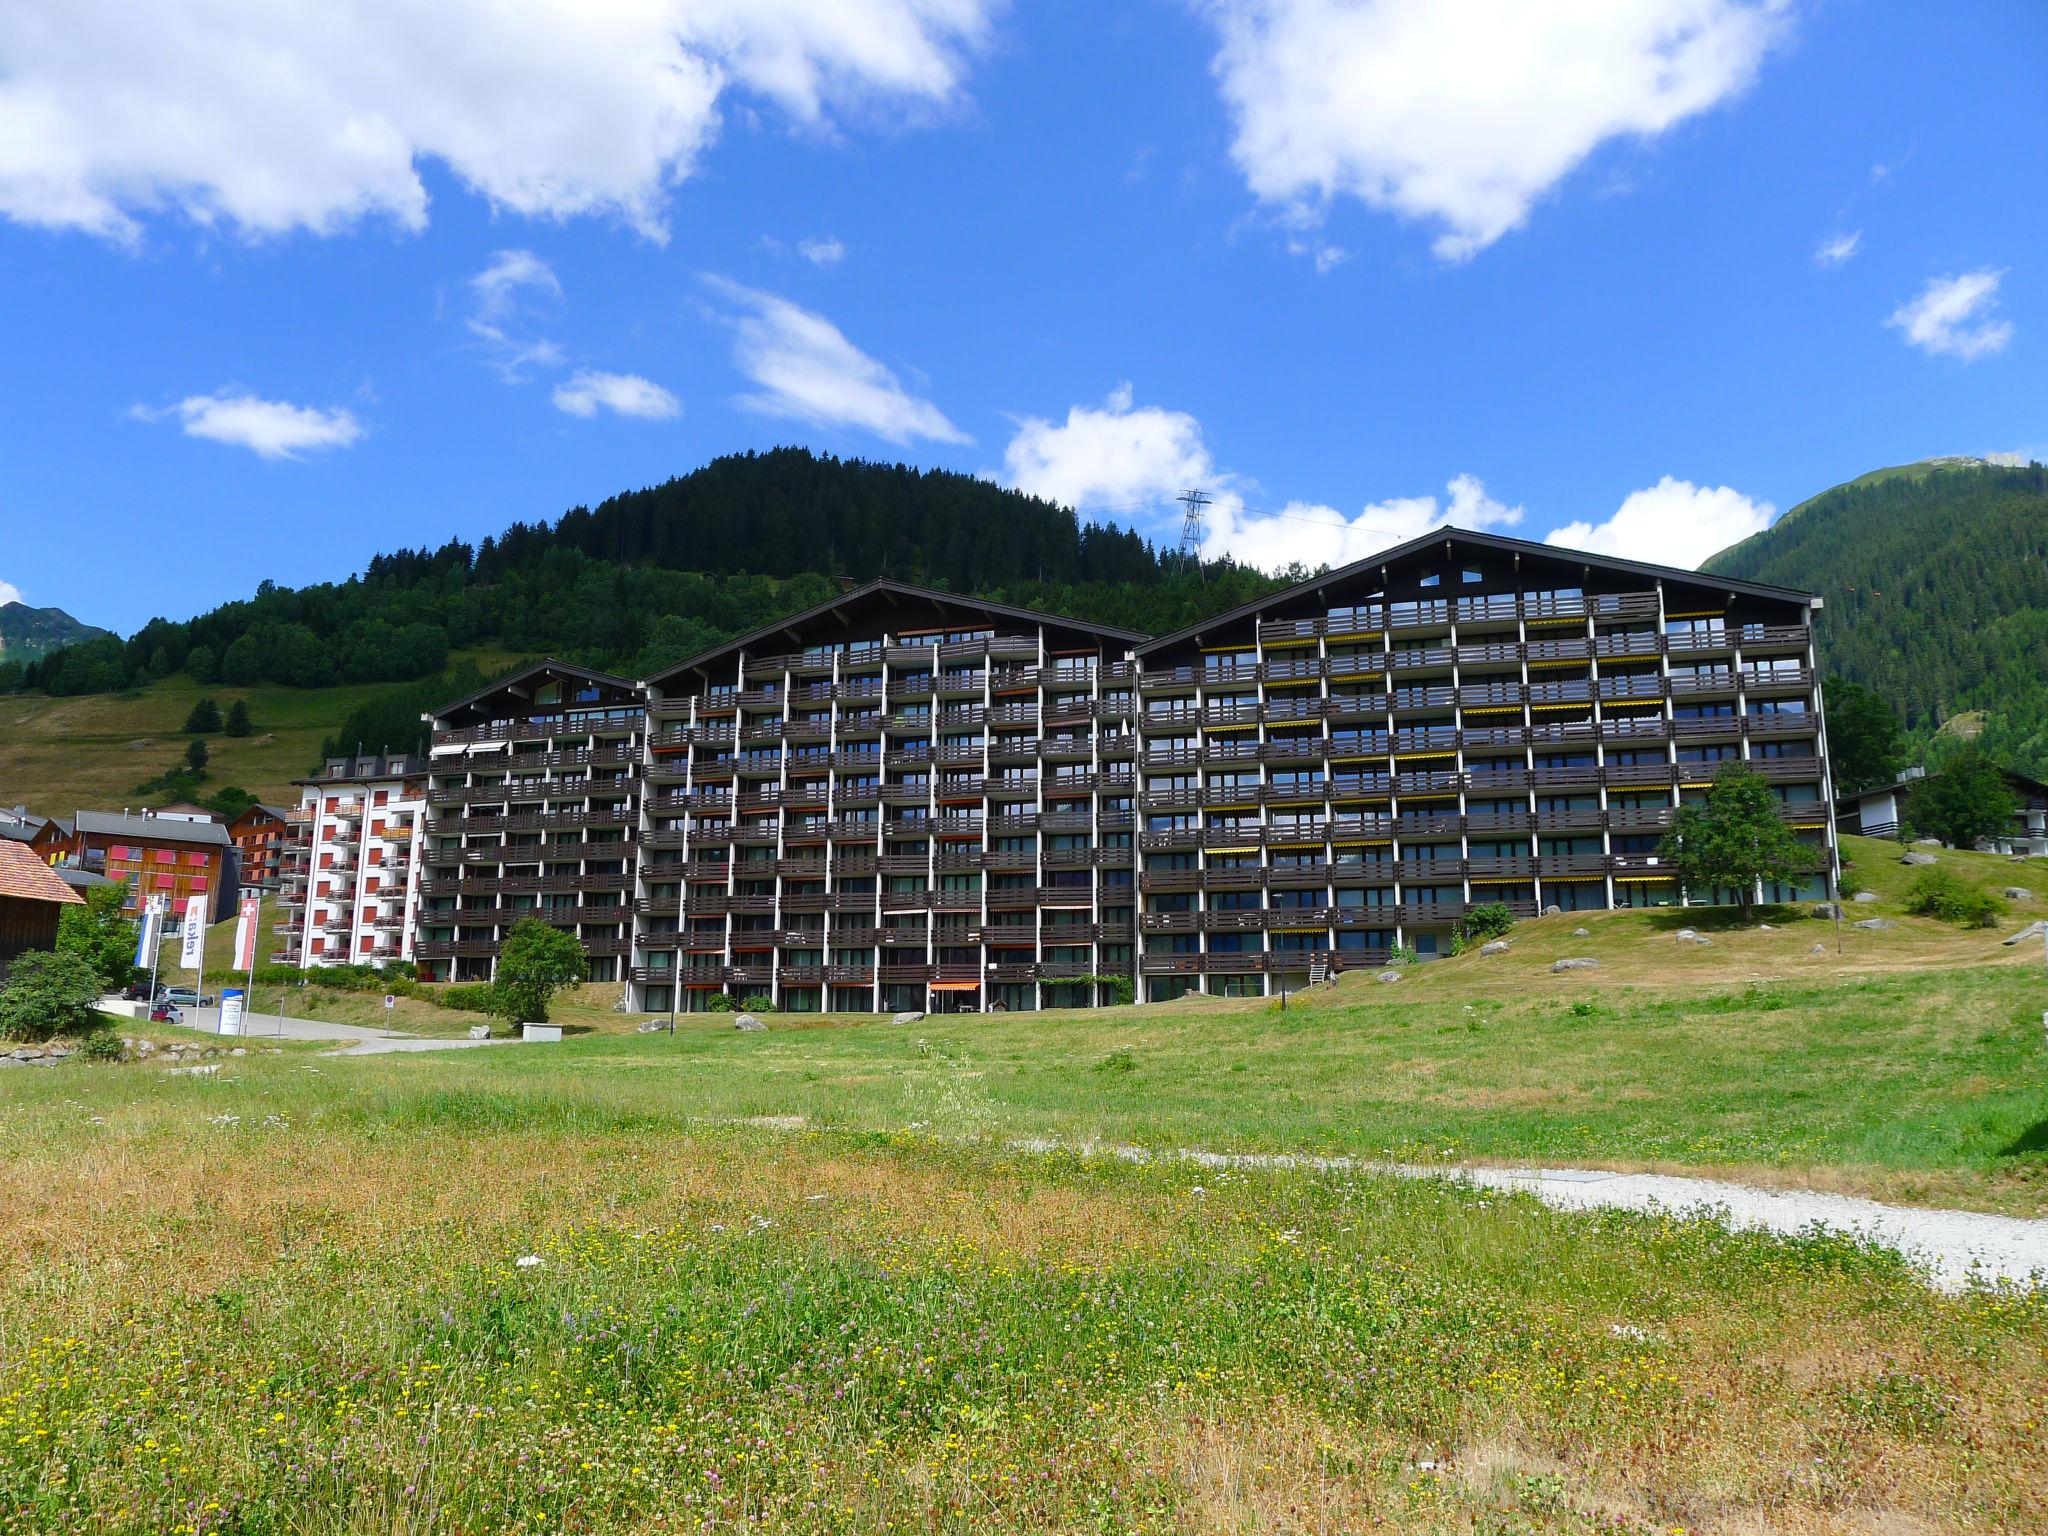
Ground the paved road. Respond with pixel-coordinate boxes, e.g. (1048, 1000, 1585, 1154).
(124, 999, 504, 1055)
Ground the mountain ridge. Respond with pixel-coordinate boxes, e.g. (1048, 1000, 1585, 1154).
(0, 600, 109, 665)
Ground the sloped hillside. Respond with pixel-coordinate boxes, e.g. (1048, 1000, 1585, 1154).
(1705, 459, 2048, 774)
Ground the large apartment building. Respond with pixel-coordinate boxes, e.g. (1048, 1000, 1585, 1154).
(633, 584, 1148, 1015)
(279, 530, 1835, 1009)
(1128, 530, 1831, 1000)
(274, 755, 428, 967)
(413, 663, 646, 984)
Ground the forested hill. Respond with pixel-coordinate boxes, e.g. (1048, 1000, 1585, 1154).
(2, 448, 1286, 703)
(1704, 458, 2048, 775)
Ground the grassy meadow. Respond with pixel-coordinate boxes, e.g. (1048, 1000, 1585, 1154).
(0, 651, 523, 813)
(3, 1056, 2046, 1534)
(6, 835, 2046, 1529)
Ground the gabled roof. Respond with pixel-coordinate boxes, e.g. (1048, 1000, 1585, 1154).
(646, 579, 1149, 688)
(73, 810, 233, 848)
(0, 840, 84, 906)
(427, 658, 639, 722)
(1135, 526, 1820, 656)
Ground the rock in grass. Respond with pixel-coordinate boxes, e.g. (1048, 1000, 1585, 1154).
(2001, 920, 2047, 947)
(468, 1024, 492, 1040)
(1675, 928, 1697, 939)
(734, 1014, 767, 1032)
(1375, 969, 1404, 984)
(1853, 917, 1895, 931)
(1810, 943, 1828, 955)
(1543, 905, 1562, 917)
(1854, 891, 1880, 902)
(890, 1011, 925, 1025)
(1901, 851, 1939, 866)
(1811, 903, 1843, 919)
(2002, 887, 2033, 902)
(1478, 940, 1510, 956)
(1914, 838, 1943, 847)
(1677, 933, 1712, 946)
(1552, 958, 1599, 973)
(1571, 926, 1590, 937)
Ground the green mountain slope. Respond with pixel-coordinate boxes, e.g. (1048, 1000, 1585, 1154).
(0, 601, 108, 664)
(7, 447, 1284, 701)
(1703, 458, 2048, 775)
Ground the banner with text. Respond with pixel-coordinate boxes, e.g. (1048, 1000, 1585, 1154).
(179, 895, 207, 971)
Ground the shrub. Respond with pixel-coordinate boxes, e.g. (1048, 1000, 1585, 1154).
(0, 950, 108, 1041)
(739, 994, 775, 1014)
(435, 982, 498, 1014)
(82, 1031, 125, 1064)
(1904, 869, 2006, 929)
(704, 993, 735, 1013)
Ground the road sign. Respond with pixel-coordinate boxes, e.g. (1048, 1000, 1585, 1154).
(220, 989, 245, 1036)
(383, 994, 396, 1012)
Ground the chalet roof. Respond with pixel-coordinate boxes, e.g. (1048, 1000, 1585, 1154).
(0, 840, 84, 906)
(1134, 526, 1820, 657)
(73, 809, 233, 848)
(647, 579, 1149, 688)
(427, 659, 639, 723)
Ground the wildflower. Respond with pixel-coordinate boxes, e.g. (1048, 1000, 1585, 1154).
(1275, 1228, 1301, 1245)
(515, 1255, 543, 1269)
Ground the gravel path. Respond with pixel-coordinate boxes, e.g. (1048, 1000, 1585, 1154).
(138, 1001, 506, 1055)
(1008, 1138, 2048, 1291)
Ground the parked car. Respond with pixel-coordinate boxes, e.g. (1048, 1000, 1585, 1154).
(149, 1003, 184, 1025)
(162, 987, 214, 1008)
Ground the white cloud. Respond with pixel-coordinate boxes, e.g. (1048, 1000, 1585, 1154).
(135, 392, 364, 460)
(465, 249, 565, 381)
(1546, 475, 1773, 567)
(1814, 230, 1860, 268)
(0, 578, 22, 607)
(552, 369, 680, 421)
(1001, 383, 1216, 511)
(1202, 474, 1523, 570)
(798, 235, 846, 266)
(1887, 269, 2013, 361)
(705, 276, 967, 445)
(1200, 0, 1790, 260)
(0, 1, 995, 243)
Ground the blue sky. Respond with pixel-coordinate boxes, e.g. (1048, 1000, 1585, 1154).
(1, 0, 2042, 633)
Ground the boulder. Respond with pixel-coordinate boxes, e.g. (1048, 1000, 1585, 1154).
(1853, 892, 1879, 902)
(467, 1024, 493, 1041)
(2001, 920, 2048, 948)
(1810, 943, 1828, 955)
(1552, 958, 1599, 973)
(1677, 933, 1713, 946)
(1542, 905, 1563, 918)
(1811, 903, 1843, 920)
(1374, 970, 1404, 984)
(634, 1020, 666, 1034)
(2003, 887, 2033, 902)
(1478, 940, 1511, 956)
(1914, 838, 1943, 847)
(1901, 851, 1939, 866)
(890, 1010, 926, 1025)
(1571, 926, 1590, 937)
(1674, 927, 1697, 939)
(1853, 917, 1895, 932)
(734, 1014, 767, 1032)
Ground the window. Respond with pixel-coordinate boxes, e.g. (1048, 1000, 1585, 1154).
(1418, 570, 1441, 588)
(1461, 568, 1482, 584)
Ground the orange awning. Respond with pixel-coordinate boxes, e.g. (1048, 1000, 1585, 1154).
(929, 980, 982, 991)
